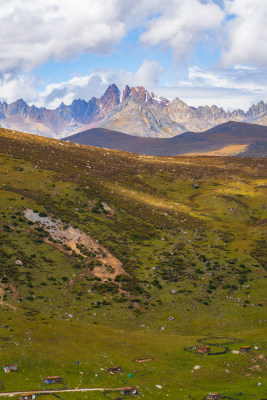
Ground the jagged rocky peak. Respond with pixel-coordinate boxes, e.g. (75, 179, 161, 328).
(70, 99, 88, 119)
(231, 108, 246, 118)
(247, 100, 267, 117)
(122, 85, 131, 102)
(130, 86, 148, 102)
(7, 98, 29, 116)
(28, 104, 46, 120)
(121, 85, 148, 102)
(121, 85, 170, 106)
(100, 84, 120, 110)
(170, 97, 191, 111)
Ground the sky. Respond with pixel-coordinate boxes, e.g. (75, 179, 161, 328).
(0, 0, 266, 111)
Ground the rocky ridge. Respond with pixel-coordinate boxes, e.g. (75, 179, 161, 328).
(0, 84, 266, 138)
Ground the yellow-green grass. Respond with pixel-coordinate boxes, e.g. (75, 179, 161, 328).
(0, 310, 266, 400)
(0, 129, 266, 399)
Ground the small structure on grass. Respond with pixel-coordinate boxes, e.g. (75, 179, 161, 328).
(206, 393, 222, 400)
(107, 366, 122, 374)
(43, 376, 62, 384)
(197, 346, 210, 354)
(20, 394, 36, 400)
(120, 387, 137, 395)
(3, 365, 18, 373)
(240, 346, 251, 353)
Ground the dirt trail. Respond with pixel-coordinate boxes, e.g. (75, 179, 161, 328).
(0, 386, 136, 397)
(23, 209, 126, 282)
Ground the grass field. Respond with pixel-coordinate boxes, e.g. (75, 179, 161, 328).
(0, 128, 266, 399)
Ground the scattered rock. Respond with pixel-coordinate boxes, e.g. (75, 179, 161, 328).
(168, 316, 175, 321)
(15, 260, 23, 265)
(249, 364, 262, 371)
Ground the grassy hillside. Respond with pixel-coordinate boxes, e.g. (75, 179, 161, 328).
(0, 128, 266, 399)
(63, 122, 267, 156)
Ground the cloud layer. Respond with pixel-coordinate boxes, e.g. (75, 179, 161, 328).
(1, 0, 267, 73)
(0, 0, 227, 75)
(140, 0, 224, 61)
(223, 0, 267, 66)
(0, 0, 128, 73)
(0, 0, 266, 109)
(174, 64, 267, 110)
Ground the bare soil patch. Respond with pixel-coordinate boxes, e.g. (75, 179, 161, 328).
(24, 209, 126, 282)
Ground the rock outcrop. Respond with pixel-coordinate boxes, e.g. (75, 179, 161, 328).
(99, 95, 185, 137)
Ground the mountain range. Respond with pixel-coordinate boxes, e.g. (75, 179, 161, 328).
(0, 84, 266, 138)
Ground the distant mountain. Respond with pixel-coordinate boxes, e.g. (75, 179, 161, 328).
(99, 95, 187, 138)
(101, 90, 267, 136)
(63, 121, 267, 157)
(0, 84, 266, 138)
(0, 84, 120, 138)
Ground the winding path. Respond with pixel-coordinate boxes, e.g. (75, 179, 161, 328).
(0, 387, 136, 397)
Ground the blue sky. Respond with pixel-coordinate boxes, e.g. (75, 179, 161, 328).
(0, 0, 266, 110)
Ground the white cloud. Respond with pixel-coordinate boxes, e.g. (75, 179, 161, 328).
(0, 0, 225, 75)
(140, 0, 224, 61)
(0, 0, 128, 73)
(35, 59, 163, 108)
(167, 65, 267, 110)
(222, 0, 267, 66)
(180, 66, 266, 93)
(0, 0, 265, 112)
(0, 74, 37, 103)
(129, 60, 163, 88)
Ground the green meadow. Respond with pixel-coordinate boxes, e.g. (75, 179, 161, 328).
(0, 128, 266, 399)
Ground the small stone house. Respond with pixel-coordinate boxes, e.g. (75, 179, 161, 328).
(43, 376, 62, 384)
(206, 393, 222, 400)
(197, 346, 210, 354)
(3, 365, 18, 373)
(107, 366, 122, 374)
(120, 387, 137, 395)
(20, 394, 36, 400)
(240, 346, 251, 353)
